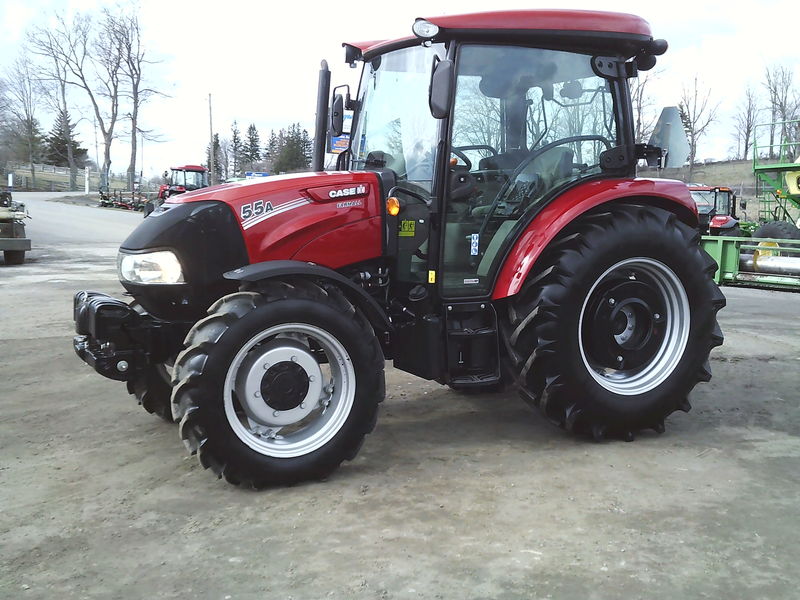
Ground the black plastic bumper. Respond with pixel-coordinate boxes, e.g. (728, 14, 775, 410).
(73, 291, 189, 382)
(73, 291, 146, 381)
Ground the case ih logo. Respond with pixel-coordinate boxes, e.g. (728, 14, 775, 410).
(328, 185, 367, 199)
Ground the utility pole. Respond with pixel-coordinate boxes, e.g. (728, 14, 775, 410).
(208, 93, 215, 185)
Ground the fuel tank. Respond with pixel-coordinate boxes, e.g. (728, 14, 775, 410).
(167, 171, 384, 269)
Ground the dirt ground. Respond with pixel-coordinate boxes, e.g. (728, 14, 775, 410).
(1, 208, 799, 599)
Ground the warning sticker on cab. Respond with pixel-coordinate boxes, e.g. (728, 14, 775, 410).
(399, 220, 416, 237)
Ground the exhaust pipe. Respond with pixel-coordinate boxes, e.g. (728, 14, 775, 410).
(312, 60, 331, 172)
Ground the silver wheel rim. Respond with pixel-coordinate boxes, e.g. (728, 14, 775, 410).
(223, 323, 355, 458)
(578, 258, 690, 395)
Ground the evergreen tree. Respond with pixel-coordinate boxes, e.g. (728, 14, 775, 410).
(264, 129, 278, 165)
(271, 123, 312, 174)
(5, 117, 45, 165)
(230, 121, 244, 176)
(245, 123, 261, 168)
(44, 111, 88, 168)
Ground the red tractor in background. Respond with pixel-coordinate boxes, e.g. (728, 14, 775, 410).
(157, 165, 209, 200)
(688, 184, 741, 236)
(73, 10, 724, 488)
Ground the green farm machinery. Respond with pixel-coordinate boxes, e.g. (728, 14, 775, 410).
(701, 119, 800, 292)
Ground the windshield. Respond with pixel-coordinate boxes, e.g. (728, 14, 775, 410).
(442, 44, 619, 296)
(690, 191, 715, 214)
(350, 44, 445, 189)
(171, 169, 208, 190)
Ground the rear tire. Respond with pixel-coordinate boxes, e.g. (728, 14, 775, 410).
(171, 280, 385, 487)
(505, 204, 725, 440)
(4, 250, 25, 265)
(753, 221, 800, 240)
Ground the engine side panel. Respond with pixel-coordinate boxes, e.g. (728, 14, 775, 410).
(492, 178, 696, 299)
(167, 171, 383, 268)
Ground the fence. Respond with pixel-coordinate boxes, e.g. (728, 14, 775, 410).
(4, 162, 134, 193)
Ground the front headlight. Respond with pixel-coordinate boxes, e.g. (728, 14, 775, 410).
(118, 250, 185, 284)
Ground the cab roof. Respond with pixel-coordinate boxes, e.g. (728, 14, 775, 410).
(346, 10, 656, 60)
(688, 185, 734, 192)
(172, 165, 208, 172)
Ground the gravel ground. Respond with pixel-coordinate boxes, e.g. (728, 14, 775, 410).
(1, 199, 799, 599)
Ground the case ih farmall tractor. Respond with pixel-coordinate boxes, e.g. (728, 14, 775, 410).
(157, 165, 209, 200)
(73, 10, 724, 488)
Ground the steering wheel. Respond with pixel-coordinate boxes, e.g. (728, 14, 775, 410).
(451, 144, 499, 171)
(475, 135, 613, 244)
(450, 148, 473, 171)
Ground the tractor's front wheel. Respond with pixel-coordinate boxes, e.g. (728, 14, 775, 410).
(171, 281, 384, 487)
(506, 204, 725, 440)
(128, 361, 175, 423)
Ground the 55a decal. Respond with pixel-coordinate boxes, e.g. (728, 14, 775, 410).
(240, 200, 274, 220)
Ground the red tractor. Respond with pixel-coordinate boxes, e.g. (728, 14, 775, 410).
(157, 165, 209, 200)
(73, 10, 724, 487)
(688, 184, 741, 236)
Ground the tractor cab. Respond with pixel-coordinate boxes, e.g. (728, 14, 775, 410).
(336, 14, 675, 296)
(688, 184, 739, 235)
(333, 12, 677, 384)
(158, 165, 209, 200)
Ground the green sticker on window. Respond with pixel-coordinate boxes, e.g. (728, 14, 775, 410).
(399, 220, 416, 237)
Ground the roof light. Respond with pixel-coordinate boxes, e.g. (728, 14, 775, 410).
(412, 19, 439, 39)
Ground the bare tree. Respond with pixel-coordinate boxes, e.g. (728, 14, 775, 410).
(219, 137, 231, 181)
(104, 9, 159, 190)
(630, 70, 660, 144)
(5, 55, 43, 186)
(763, 65, 799, 160)
(679, 76, 719, 179)
(36, 13, 124, 190)
(28, 26, 80, 190)
(731, 86, 759, 160)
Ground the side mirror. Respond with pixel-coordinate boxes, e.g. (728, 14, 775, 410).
(162, 170, 169, 180)
(740, 198, 747, 210)
(330, 93, 344, 137)
(429, 58, 454, 119)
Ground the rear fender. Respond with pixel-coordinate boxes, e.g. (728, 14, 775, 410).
(225, 260, 391, 335)
(492, 178, 697, 299)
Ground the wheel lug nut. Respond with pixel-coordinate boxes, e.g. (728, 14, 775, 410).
(309, 375, 315, 382)
(263, 363, 270, 370)
(291, 355, 297, 362)
(273, 410, 280, 417)
(608, 298, 616, 306)
(254, 391, 261, 398)
(300, 403, 305, 409)
(617, 355, 623, 362)
(654, 313, 661, 320)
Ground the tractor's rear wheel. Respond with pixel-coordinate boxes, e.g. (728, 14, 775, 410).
(752, 220, 800, 240)
(171, 280, 385, 487)
(505, 204, 725, 440)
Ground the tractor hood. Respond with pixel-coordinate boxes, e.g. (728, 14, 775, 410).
(163, 171, 384, 269)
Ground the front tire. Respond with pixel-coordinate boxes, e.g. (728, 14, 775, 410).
(127, 302, 175, 423)
(171, 280, 385, 487)
(128, 362, 175, 423)
(506, 204, 725, 440)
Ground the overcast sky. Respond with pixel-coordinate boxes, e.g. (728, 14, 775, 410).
(1, 0, 798, 179)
